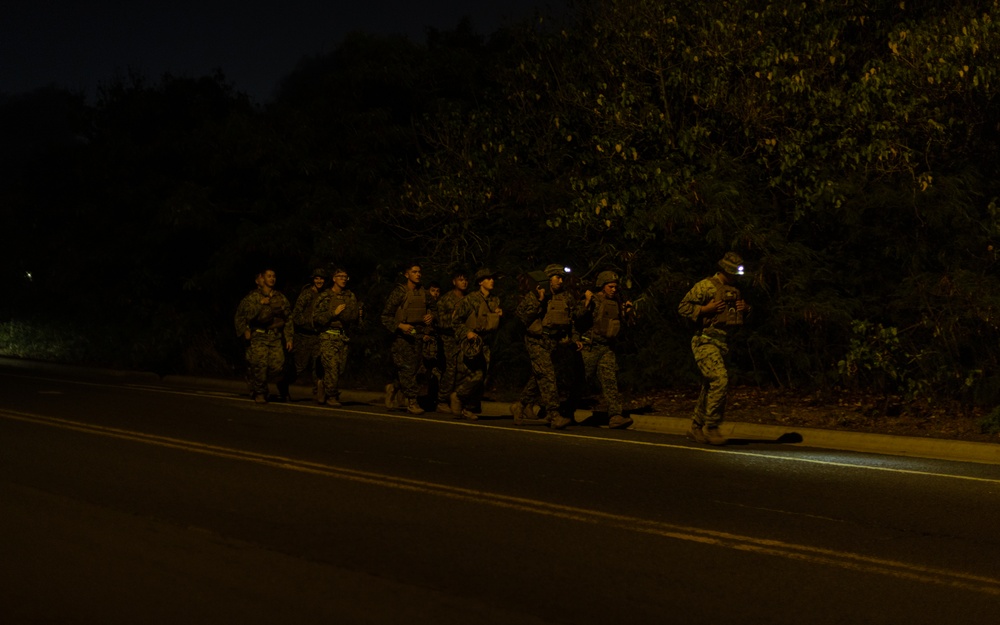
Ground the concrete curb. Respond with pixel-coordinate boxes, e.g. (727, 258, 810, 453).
(4, 357, 998, 465)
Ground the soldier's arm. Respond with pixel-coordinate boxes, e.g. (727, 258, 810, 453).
(340, 294, 360, 322)
(515, 293, 542, 325)
(677, 280, 715, 322)
(313, 292, 332, 326)
(380, 288, 405, 332)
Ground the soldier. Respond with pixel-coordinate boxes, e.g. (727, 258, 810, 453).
(578, 271, 633, 429)
(380, 262, 436, 415)
(313, 268, 359, 407)
(291, 267, 327, 402)
(234, 268, 294, 404)
(451, 268, 503, 421)
(433, 270, 469, 414)
(512, 264, 580, 430)
(678, 252, 751, 445)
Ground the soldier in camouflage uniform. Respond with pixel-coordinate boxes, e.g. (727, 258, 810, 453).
(677, 252, 751, 445)
(512, 263, 580, 430)
(380, 263, 436, 415)
(451, 268, 503, 421)
(433, 270, 469, 414)
(291, 267, 327, 402)
(313, 268, 359, 407)
(234, 268, 294, 404)
(578, 271, 633, 429)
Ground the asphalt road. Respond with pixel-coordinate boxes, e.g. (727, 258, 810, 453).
(2, 368, 1000, 624)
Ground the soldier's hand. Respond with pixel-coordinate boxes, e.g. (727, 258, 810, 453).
(286, 341, 294, 351)
(535, 285, 547, 301)
(496, 308, 503, 316)
(422, 313, 434, 325)
(575, 340, 584, 351)
(399, 323, 414, 334)
(700, 300, 726, 316)
(467, 331, 477, 340)
(334, 304, 346, 315)
(243, 330, 251, 340)
(260, 296, 271, 305)
(736, 299, 751, 312)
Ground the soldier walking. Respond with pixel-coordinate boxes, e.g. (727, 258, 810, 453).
(380, 262, 436, 415)
(451, 268, 503, 421)
(434, 270, 469, 414)
(677, 252, 751, 445)
(291, 267, 327, 401)
(512, 264, 580, 430)
(313, 268, 359, 407)
(234, 268, 294, 404)
(579, 271, 633, 429)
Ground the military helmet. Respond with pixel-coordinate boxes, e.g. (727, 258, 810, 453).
(544, 263, 569, 278)
(311, 267, 328, 280)
(596, 271, 619, 287)
(461, 335, 483, 358)
(717, 252, 745, 276)
(473, 267, 499, 284)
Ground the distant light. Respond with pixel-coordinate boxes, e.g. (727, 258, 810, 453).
(25, 271, 32, 282)
(564, 266, 572, 273)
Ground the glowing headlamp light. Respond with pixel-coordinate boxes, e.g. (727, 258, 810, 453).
(736, 265, 745, 276)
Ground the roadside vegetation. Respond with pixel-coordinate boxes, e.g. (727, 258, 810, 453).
(2, 0, 1000, 438)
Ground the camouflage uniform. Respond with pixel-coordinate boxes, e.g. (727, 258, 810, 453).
(434, 288, 465, 406)
(234, 287, 293, 399)
(313, 287, 359, 403)
(453, 289, 501, 405)
(515, 286, 580, 416)
(678, 276, 742, 428)
(291, 282, 324, 393)
(381, 284, 436, 402)
(579, 291, 625, 419)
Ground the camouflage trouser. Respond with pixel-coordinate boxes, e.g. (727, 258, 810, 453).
(691, 334, 729, 427)
(319, 334, 349, 399)
(293, 332, 322, 390)
(581, 342, 623, 417)
(436, 335, 460, 403)
(391, 334, 423, 399)
(246, 330, 285, 397)
(455, 343, 491, 403)
(519, 335, 562, 412)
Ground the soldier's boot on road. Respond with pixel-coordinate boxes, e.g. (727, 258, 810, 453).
(608, 415, 633, 429)
(703, 425, 728, 445)
(325, 395, 342, 408)
(688, 421, 708, 443)
(549, 410, 572, 430)
(254, 393, 268, 404)
(384, 383, 397, 410)
(449, 392, 463, 416)
(406, 398, 425, 415)
(458, 408, 478, 421)
(314, 379, 325, 404)
(436, 401, 453, 414)
(510, 401, 541, 425)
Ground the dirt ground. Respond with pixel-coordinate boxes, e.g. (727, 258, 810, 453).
(626, 386, 1000, 444)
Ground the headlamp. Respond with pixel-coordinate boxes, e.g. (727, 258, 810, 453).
(736, 265, 745, 276)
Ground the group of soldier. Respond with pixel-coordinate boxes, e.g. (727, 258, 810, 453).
(233, 252, 750, 446)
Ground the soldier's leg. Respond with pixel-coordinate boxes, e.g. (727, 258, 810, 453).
(596, 346, 624, 418)
(693, 340, 728, 426)
(246, 337, 269, 399)
(437, 336, 459, 404)
(392, 337, 423, 400)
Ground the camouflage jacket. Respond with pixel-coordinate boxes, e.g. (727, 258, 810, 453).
(515, 288, 580, 340)
(235, 288, 293, 342)
(454, 290, 501, 338)
(434, 289, 465, 336)
(380, 284, 437, 335)
(314, 288, 359, 330)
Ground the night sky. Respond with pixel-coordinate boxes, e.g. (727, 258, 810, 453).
(2, 0, 548, 103)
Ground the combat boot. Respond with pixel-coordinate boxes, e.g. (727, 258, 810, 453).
(436, 401, 452, 414)
(384, 383, 397, 410)
(254, 393, 268, 404)
(703, 425, 728, 445)
(510, 401, 540, 425)
(688, 421, 708, 443)
(549, 410, 572, 430)
(608, 415, 633, 429)
(325, 396, 342, 408)
(314, 379, 325, 404)
(406, 398, 425, 415)
(458, 408, 479, 421)
(449, 392, 462, 416)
